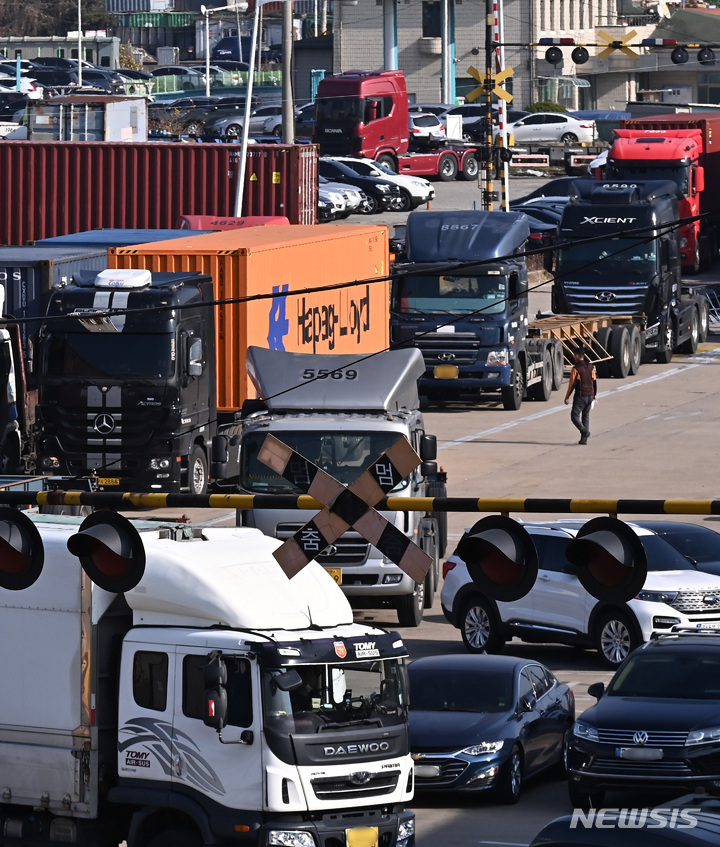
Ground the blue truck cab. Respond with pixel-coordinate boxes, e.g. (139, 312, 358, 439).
(390, 210, 561, 410)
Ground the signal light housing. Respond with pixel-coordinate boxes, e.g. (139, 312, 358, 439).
(544, 47, 564, 66)
(671, 46, 690, 64)
(698, 47, 716, 65)
(571, 46, 589, 65)
(456, 515, 538, 602)
(0, 507, 44, 590)
(566, 516, 647, 603)
(67, 511, 146, 593)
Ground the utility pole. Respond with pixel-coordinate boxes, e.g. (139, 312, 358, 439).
(482, 0, 497, 211)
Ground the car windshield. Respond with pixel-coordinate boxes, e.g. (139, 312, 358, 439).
(608, 650, 720, 699)
(240, 430, 409, 492)
(641, 535, 695, 571)
(409, 666, 513, 713)
(655, 527, 720, 565)
(43, 332, 175, 379)
(392, 273, 508, 316)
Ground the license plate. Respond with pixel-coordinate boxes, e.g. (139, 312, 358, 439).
(346, 826, 378, 847)
(98, 478, 120, 486)
(617, 747, 663, 761)
(434, 364, 459, 379)
(414, 763, 441, 778)
(324, 567, 342, 585)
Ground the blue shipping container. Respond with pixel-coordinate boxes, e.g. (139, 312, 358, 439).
(34, 229, 217, 249)
(0, 247, 108, 381)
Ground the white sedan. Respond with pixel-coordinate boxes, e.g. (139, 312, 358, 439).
(506, 112, 596, 145)
(324, 156, 435, 212)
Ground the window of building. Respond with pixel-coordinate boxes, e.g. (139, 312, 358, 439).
(698, 73, 720, 104)
(133, 651, 168, 711)
(422, 1, 442, 38)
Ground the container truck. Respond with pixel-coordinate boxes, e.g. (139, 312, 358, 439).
(605, 112, 720, 273)
(552, 180, 708, 368)
(313, 70, 480, 182)
(35, 226, 390, 493)
(0, 508, 416, 847)
(212, 345, 447, 628)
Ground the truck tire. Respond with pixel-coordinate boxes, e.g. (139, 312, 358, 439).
(550, 339, 565, 390)
(501, 359, 524, 410)
(460, 154, 479, 181)
(679, 307, 699, 354)
(594, 609, 641, 668)
(699, 298, 710, 343)
(375, 153, 396, 172)
(189, 446, 208, 496)
(628, 325, 642, 374)
(437, 153, 459, 182)
(609, 325, 631, 379)
(529, 346, 552, 401)
(656, 319, 675, 364)
(460, 597, 505, 654)
(427, 479, 448, 557)
(397, 581, 424, 627)
(593, 326, 612, 379)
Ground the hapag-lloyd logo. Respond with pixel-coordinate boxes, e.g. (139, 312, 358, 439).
(570, 808, 700, 830)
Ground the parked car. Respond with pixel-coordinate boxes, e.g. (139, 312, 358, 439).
(0, 76, 43, 99)
(208, 60, 250, 72)
(567, 630, 720, 809)
(318, 158, 403, 214)
(117, 68, 154, 81)
(203, 112, 246, 138)
(0, 92, 29, 120)
(441, 519, 720, 668)
(409, 654, 574, 802)
(318, 181, 349, 221)
(633, 521, 720, 577)
(29, 69, 79, 93)
(324, 155, 434, 212)
(409, 111, 446, 147)
(460, 109, 531, 143)
(29, 57, 95, 71)
(511, 176, 582, 205)
(76, 68, 127, 93)
(409, 102, 455, 116)
(506, 112, 597, 145)
(150, 66, 206, 91)
(211, 36, 278, 64)
(150, 95, 251, 136)
(319, 175, 366, 216)
(262, 101, 315, 138)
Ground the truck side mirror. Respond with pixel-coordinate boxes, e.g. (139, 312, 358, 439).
(421, 461, 438, 477)
(188, 338, 203, 377)
(419, 433, 437, 461)
(695, 166, 705, 195)
(509, 271, 526, 300)
(365, 100, 379, 122)
(203, 651, 228, 731)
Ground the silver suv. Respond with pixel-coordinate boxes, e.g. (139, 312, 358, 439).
(441, 520, 720, 667)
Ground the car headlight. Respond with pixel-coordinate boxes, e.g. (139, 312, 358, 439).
(687, 726, 720, 745)
(267, 831, 315, 847)
(572, 721, 599, 742)
(149, 458, 171, 471)
(462, 741, 505, 756)
(486, 349, 509, 365)
(377, 184, 390, 192)
(637, 590, 679, 603)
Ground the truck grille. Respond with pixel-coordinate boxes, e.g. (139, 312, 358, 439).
(564, 287, 646, 314)
(276, 523, 370, 565)
(311, 771, 399, 800)
(414, 333, 481, 366)
(597, 729, 688, 746)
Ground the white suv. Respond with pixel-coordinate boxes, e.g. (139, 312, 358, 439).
(323, 156, 435, 212)
(441, 520, 720, 668)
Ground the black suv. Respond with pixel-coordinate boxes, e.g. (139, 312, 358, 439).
(568, 630, 720, 809)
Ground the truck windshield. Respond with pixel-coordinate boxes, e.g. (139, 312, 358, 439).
(43, 332, 175, 379)
(607, 162, 689, 195)
(240, 430, 408, 492)
(556, 238, 657, 278)
(392, 273, 508, 315)
(316, 97, 364, 123)
(262, 658, 406, 734)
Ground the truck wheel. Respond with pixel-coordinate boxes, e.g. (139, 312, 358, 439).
(656, 320, 675, 364)
(501, 359, 524, 410)
(628, 325, 642, 374)
(376, 153, 396, 172)
(397, 581, 424, 627)
(189, 446, 208, 496)
(592, 326, 612, 378)
(460, 597, 505, 653)
(437, 153, 459, 182)
(609, 325, 630, 378)
(427, 479, 448, 557)
(550, 339, 565, 390)
(460, 154, 479, 181)
(594, 609, 640, 668)
(679, 307, 699, 354)
(699, 298, 710, 343)
(529, 346, 552, 401)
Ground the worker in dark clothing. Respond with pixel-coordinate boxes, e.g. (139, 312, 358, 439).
(564, 347, 597, 445)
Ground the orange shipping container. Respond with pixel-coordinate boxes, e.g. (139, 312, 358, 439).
(110, 225, 390, 412)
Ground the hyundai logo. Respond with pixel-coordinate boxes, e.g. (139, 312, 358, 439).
(438, 352, 456, 361)
(704, 595, 720, 605)
(320, 545, 338, 557)
(93, 413, 116, 435)
(633, 731, 649, 746)
(596, 291, 616, 302)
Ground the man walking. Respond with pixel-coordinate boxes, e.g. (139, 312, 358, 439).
(564, 346, 597, 445)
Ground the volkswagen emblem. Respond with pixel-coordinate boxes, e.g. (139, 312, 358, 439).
(596, 291, 616, 302)
(349, 772, 372, 785)
(438, 352, 456, 361)
(633, 731, 649, 746)
(94, 413, 116, 435)
(704, 595, 720, 605)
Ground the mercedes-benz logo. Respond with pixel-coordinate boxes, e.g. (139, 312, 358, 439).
(596, 291, 616, 302)
(94, 413, 116, 435)
(633, 731, 649, 746)
(438, 352, 456, 361)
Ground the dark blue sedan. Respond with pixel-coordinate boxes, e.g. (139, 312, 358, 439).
(409, 654, 575, 803)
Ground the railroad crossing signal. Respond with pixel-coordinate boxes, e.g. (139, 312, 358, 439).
(257, 434, 431, 581)
(466, 65, 514, 104)
(597, 29, 639, 59)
